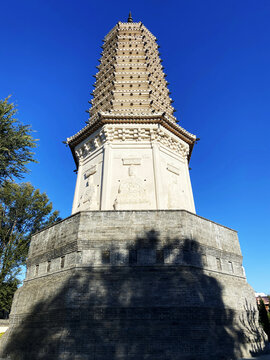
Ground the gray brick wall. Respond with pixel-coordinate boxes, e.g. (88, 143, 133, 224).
(0, 210, 266, 360)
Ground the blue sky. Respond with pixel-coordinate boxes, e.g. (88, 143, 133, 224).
(1, 0, 269, 293)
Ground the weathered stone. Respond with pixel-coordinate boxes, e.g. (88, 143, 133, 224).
(0, 210, 266, 359)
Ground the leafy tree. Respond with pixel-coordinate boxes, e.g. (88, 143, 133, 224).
(0, 97, 60, 315)
(0, 182, 60, 314)
(258, 297, 270, 340)
(0, 281, 18, 318)
(0, 97, 37, 184)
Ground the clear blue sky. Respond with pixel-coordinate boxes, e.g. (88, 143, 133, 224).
(1, 0, 269, 293)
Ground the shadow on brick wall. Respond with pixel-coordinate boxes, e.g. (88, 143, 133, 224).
(0, 230, 266, 360)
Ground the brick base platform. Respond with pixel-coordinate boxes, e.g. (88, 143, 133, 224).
(0, 210, 266, 359)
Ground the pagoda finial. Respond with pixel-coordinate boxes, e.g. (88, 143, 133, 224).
(127, 11, 133, 23)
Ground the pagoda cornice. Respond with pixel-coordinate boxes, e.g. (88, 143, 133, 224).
(112, 80, 149, 85)
(152, 106, 175, 122)
(102, 40, 118, 51)
(118, 40, 144, 46)
(114, 54, 146, 60)
(150, 77, 169, 87)
(144, 42, 159, 51)
(101, 44, 118, 55)
(93, 73, 115, 91)
(100, 52, 117, 62)
(118, 35, 143, 41)
(117, 48, 144, 53)
(147, 60, 163, 68)
(97, 54, 117, 68)
(114, 71, 149, 76)
(118, 33, 143, 38)
(118, 21, 142, 27)
(113, 89, 150, 94)
(104, 22, 156, 47)
(114, 63, 147, 69)
(91, 83, 114, 100)
(111, 99, 151, 105)
(102, 110, 155, 115)
(104, 25, 119, 42)
(94, 67, 115, 82)
(102, 40, 119, 51)
(149, 83, 171, 100)
(150, 96, 174, 115)
(141, 25, 157, 41)
(147, 61, 163, 69)
(89, 103, 111, 117)
(89, 93, 113, 111)
(67, 112, 196, 166)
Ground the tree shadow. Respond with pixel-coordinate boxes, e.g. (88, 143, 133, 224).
(0, 229, 267, 360)
(239, 299, 268, 357)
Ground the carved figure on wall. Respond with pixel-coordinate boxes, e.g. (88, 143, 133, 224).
(82, 177, 97, 210)
(77, 166, 98, 210)
(114, 166, 149, 209)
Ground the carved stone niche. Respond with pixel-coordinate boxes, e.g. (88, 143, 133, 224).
(114, 165, 150, 210)
(77, 164, 99, 211)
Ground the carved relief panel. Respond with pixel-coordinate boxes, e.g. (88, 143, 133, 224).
(111, 148, 155, 210)
(159, 148, 192, 211)
(77, 152, 103, 211)
(80, 165, 98, 210)
(114, 165, 150, 209)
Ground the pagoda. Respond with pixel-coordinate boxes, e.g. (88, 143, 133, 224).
(67, 13, 196, 213)
(0, 14, 266, 360)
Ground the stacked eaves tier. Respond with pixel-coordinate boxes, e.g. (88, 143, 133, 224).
(89, 21, 175, 123)
(67, 20, 197, 213)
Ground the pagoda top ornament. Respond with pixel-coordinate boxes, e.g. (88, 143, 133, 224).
(127, 11, 133, 23)
(67, 16, 197, 214)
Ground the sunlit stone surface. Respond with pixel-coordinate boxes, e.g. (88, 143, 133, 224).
(67, 20, 196, 213)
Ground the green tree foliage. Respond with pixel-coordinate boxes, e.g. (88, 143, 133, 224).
(258, 297, 270, 340)
(0, 97, 37, 184)
(0, 97, 60, 316)
(0, 182, 60, 315)
(0, 281, 18, 318)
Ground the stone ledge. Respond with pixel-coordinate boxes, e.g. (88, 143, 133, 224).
(32, 209, 237, 237)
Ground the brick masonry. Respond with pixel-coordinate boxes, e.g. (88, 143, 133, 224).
(0, 210, 266, 359)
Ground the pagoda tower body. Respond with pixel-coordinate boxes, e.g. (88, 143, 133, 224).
(0, 16, 266, 360)
(68, 20, 196, 213)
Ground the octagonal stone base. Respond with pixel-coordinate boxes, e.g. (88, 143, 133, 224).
(0, 210, 266, 359)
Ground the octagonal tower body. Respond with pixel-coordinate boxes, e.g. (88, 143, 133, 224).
(67, 20, 196, 213)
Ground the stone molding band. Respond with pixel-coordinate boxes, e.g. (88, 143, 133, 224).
(67, 113, 196, 167)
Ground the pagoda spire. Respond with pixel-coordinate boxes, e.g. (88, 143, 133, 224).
(127, 11, 133, 23)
